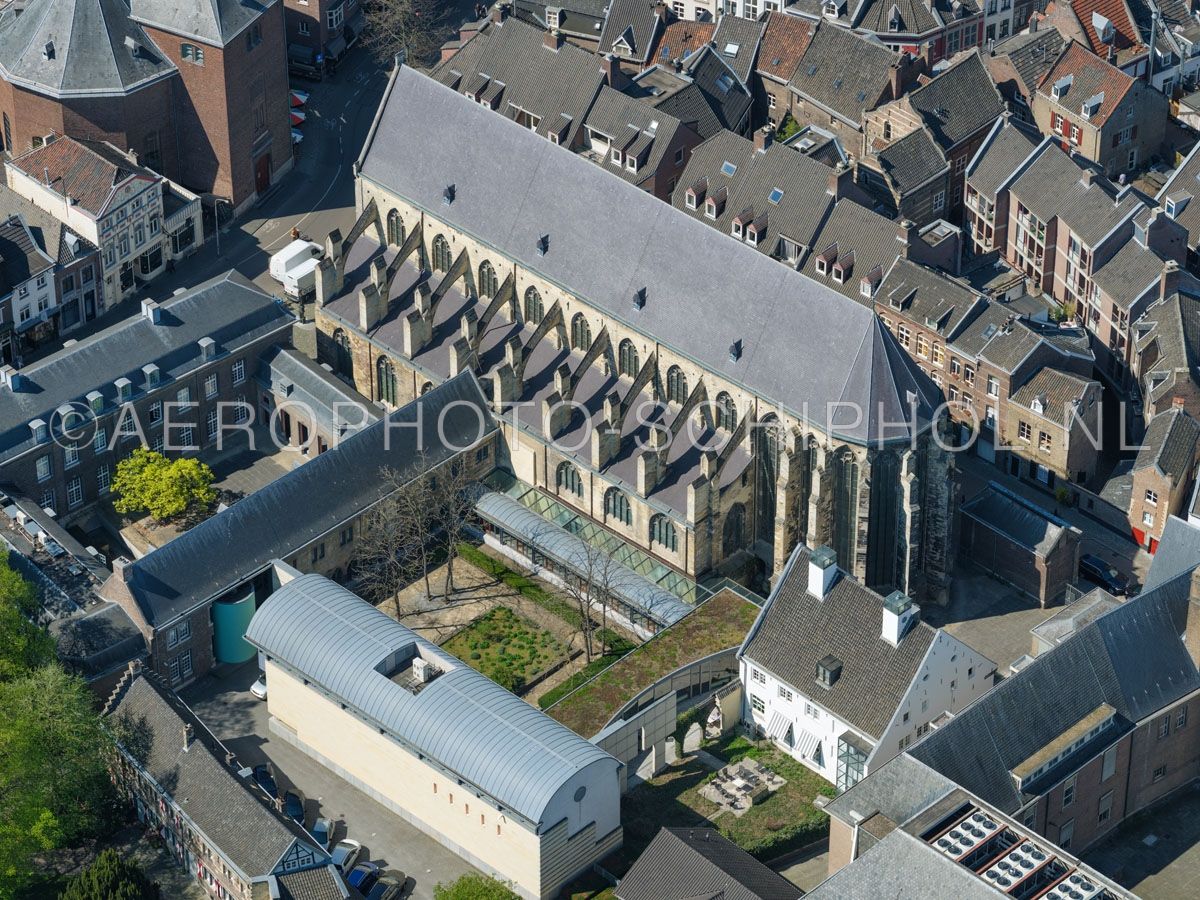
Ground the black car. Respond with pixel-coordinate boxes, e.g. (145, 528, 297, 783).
(366, 873, 408, 900)
(252, 763, 279, 799)
(283, 789, 306, 825)
(1079, 554, 1129, 595)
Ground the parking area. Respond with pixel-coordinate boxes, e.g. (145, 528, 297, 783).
(182, 662, 479, 899)
(1083, 788, 1200, 899)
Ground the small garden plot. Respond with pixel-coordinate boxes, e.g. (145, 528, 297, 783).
(442, 606, 566, 693)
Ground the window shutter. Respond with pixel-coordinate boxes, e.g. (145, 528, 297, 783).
(1131, 125, 1138, 140)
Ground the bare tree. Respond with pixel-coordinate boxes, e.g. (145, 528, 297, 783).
(363, 0, 455, 69)
(543, 535, 630, 663)
(428, 458, 478, 600)
(355, 466, 434, 616)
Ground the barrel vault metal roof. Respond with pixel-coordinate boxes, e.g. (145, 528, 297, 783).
(245, 574, 617, 829)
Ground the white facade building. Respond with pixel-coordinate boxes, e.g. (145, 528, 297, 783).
(739, 545, 995, 791)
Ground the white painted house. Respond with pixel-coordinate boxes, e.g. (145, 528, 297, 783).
(738, 545, 996, 792)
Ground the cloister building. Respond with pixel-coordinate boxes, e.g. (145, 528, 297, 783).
(312, 64, 958, 604)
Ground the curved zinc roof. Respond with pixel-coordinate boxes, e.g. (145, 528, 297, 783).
(245, 574, 617, 830)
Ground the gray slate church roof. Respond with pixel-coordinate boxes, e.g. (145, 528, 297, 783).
(359, 65, 939, 445)
(103, 371, 495, 627)
(130, 0, 275, 46)
(245, 574, 618, 830)
(0, 0, 176, 98)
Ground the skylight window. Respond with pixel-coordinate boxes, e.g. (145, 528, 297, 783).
(807, 64, 818, 76)
(721, 160, 737, 176)
(768, 187, 784, 204)
(724, 42, 740, 57)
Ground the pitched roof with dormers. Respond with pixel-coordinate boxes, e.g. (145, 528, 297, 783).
(875, 258, 985, 336)
(739, 546, 979, 742)
(630, 46, 753, 139)
(598, 0, 662, 63)
(871, 127, 949, 196)
(1135, 285, 1200, 410)
(1036, 39, 1136, 127)
(711, 14, 767, 86)
(1158, 140, 1200, 244)
(756, 11, 815, 84)
(989, 27, 1068, 98)
(0, 184, 95, 266)
(671, 129, 837, 254)
(431, 16, 605, 145)
(7, 136, 160, 218)
(1133, 405, 1200, 481)
(905, 51, 1005, 152)
(0, 0, 177, 99)
(0, 214, 55, 296)
(802, 200, 911, 303)
(1041, 0, 1144, 63)
(1009, 367, 1098, 428)
(582, 86, 691, 186)
(788, 22, 899, 127)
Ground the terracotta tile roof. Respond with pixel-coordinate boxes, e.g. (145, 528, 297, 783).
(1067, 0, 1143, 56)
(1036, 40, 1135, 127)
(648, 18, 715, 68)
(8, 136, 156, 217)
(757, 10, 814, 82)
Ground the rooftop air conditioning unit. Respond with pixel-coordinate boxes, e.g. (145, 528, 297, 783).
(412, 657, 438, 684)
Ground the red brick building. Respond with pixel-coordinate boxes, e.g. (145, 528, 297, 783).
(0, 0, 292, 213)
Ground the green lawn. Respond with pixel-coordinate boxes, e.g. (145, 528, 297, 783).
(609, 731, 835, 873)
(547, 590, 760, 737)
(442, 607, 567, 693)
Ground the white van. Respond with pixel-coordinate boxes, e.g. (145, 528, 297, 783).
(269, 239, 322, 283)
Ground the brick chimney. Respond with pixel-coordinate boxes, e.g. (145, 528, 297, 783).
(491, 3, 508, 24)
(601, 53, 628, 89)
(1185, 566, 1200, 668)
(183, 723, 194, 751)
(1079, 167, 1096, 188)
(544, 29, 563, 50)
(754, 125, 774, 153)
(828, 162, 853, 199)
(112, 556, 135, 584)
(655, 1, 670, 22)
(898, 218, 915, 259)
(1161, 259, 1181, 301)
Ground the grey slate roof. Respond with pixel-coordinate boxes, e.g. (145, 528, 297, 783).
(672, 129, 837, 253)
(583, 86, 691, 187)
(825, 753, 955, 830)
(359, 65, 940, 445)
(1132, 406, 1200, 481)
(960, 482, 1077, 557)
(1158, 139, 1200, 244)
(1144, 515, 1200, 591)
(0, 0, 176, 99)
(788, 22, 898, 127)
(51, 602, 146, 680)
(616, 827, 801, 900)
(905, 51, 1005, 152)
(975, 318, 1090, 375)
(130, 0, 275, 46)
(853, 0, 943, 35)
(0, 270, 292, 464)
(711, 14, 767, 86)
(274, 865, 349, 900)
(664, 45, 754, 137)
(103, 371, 494, 627)
(990, 28, 1068, 97)
(806, 829, 1005, 899)
(1009, 141, 1150, 247)
(739, 546, 940, 741)
(105, 671, 328, 879)
(871, 127, 948, 195)
(1009, 367, 1096, 428)
(0, 185, 95, 266)
(431, 16, 605, 145)
(1135, 287, 1200, 409)
(245, 574, 618, 829)
(598, 0, 661, 63)
(258, 346, 377, 436)
(1092, 227, 1171, 306)
(802, 199, 910, 304)
(964, 118, 1041, 200)
(513, 0, 608, 40)
(0, 215, 55, 296)
(876, 258, 984, 336)
(909, 569, 1200, 812)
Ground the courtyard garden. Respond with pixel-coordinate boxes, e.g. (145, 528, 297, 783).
(441, 606, 567, 693)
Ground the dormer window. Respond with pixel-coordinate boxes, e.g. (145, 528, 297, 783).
(823, 0, 839, 16)
(1051, 74, 1073, 101)
(626, 153, 639, 173)
(746, 224, 760, 245)
(610, 148, 622, 166)
(815, 257, 828, 275)
(815, 243, 838, 276)
(732, 220, 743, 238)
(816, 654, 843, 688)
(686, 190, 698, 209)
(706, 198, 717, 219)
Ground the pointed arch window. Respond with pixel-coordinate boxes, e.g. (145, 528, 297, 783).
(666, 366, 687, 404)
(571, 313, 592, 350)
(478, 260, 498, 298)
(605, 487, 632, 525)
(650, 514, 678, 551)
(376, 356, 398, 406)
(618, 339, 639, 377)
(431, 234, 452, 272)
(556, 461, 584, 497)
(524, 286, 544, 323)
(332, 328, 353, 379)
(715, 392, 737, 431)
(386, 209, 404, 246)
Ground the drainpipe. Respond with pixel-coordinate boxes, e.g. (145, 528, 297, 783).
(1148, 10, 1159, 85)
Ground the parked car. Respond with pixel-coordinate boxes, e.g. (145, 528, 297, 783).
(252, 763, 278, 799)
(283, 788, 306, 825)
(366, 872, 408, 900)
(348, 861, 380, 893)
(330, 839, 362, 875)
(1079, 554, 1129, 595)
(310, 816, 334, 850)
(250, 675, 268, 700)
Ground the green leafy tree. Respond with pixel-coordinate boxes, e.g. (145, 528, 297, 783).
(111, 449, 216, 522)
(433, 874, 520, 900)
(0, 562, 53, 683)
(0, 666, 120, 897)
(60, 850, 159, 900)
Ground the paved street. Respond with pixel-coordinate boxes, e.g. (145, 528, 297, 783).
(183, 662, 479, 899)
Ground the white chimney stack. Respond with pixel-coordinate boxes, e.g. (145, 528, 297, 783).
(808, 547, 838, 600)
(882, 591, 920, 646)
